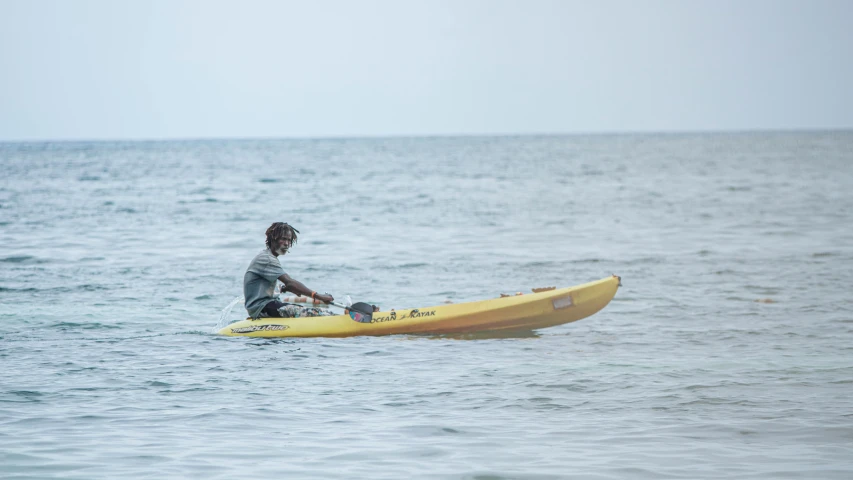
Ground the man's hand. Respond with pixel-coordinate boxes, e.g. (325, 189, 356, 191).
(316, 293, 334, 304)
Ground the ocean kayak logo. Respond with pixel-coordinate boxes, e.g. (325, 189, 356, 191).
(369, 309, 436, 323)
(231, 324, 289, 334)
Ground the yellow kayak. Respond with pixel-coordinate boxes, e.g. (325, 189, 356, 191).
(218, 275, 620, 338)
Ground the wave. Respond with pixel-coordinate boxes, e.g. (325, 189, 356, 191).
(48, 321, 122, 330)
(1, 255, 49, 264)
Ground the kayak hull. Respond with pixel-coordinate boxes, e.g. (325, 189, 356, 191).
(217, 275, 620, 338)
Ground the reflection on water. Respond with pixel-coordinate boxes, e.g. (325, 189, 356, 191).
(423, 329, 542, 340)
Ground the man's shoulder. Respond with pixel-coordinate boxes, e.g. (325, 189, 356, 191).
(249, 249, 282, 268)
(251, 248, 276, 260)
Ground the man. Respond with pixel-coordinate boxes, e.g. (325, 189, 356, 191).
(243, 222, 335, 319)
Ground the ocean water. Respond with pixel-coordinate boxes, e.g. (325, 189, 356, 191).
(1, 132, 852, 479)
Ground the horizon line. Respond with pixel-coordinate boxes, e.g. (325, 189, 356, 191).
(1, 126, 852, 145)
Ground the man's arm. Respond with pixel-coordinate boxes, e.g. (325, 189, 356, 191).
(279, 274, 334, 304)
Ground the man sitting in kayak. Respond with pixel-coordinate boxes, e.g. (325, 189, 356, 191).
(244, 222, 335, 319)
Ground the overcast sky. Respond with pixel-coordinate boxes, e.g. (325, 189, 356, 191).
(1, 0, 851, 141)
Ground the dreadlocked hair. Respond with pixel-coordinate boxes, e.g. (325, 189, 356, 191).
(265, 222, 300, 250)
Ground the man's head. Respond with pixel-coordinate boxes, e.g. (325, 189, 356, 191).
(265, 222, 300, 256)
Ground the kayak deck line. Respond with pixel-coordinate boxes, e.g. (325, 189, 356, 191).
(218, 275, 621, 338)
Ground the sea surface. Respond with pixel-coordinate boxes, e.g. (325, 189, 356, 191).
(1, 132, 852, 479)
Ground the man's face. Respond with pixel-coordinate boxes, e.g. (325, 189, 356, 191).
(274, 233, 292, 256)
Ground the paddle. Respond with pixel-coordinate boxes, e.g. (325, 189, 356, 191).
(327, 300, 374, 323)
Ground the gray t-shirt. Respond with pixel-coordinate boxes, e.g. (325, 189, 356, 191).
(243, 248, 286, 318)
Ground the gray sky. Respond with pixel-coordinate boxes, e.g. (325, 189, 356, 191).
(1, 0, 851, 141)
